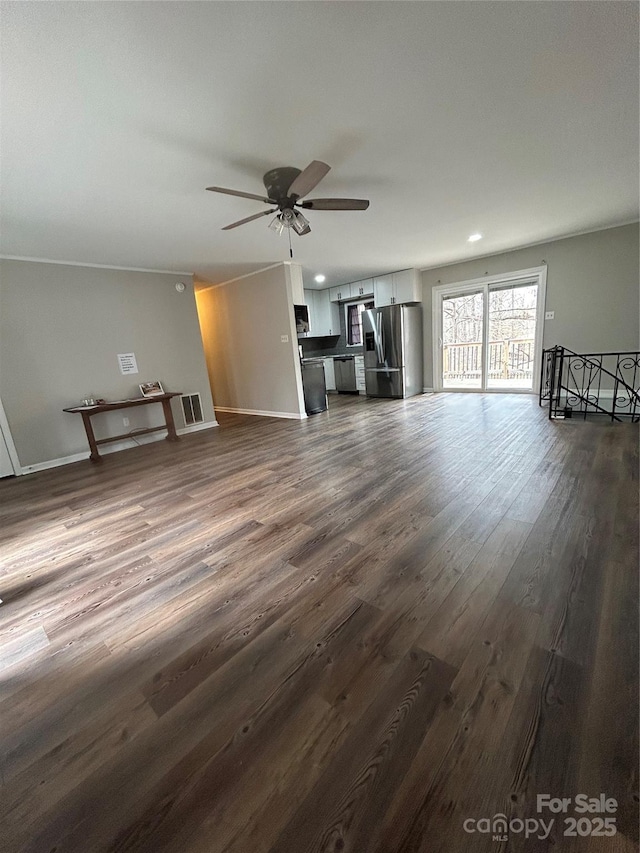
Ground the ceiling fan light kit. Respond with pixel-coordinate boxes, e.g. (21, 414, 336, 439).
(268, 215, 286, 237)
(291, 211, 311, 235)
(206, 160, 370, 239)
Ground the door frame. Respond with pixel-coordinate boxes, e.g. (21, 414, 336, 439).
(0, 396, 21, 475)
(432, 265, 547, 394)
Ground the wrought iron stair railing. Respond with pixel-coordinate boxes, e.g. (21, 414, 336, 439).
(539, 345, 640, 422)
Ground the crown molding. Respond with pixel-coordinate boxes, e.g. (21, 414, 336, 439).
(0, 255, 194, 276)
(195, 262, 284, 292)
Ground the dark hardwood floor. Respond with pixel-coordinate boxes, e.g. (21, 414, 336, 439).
(0, 392, 637, 852)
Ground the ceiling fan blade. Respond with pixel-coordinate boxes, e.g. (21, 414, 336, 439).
(222, 209, 276, 230)
(207, 186, 277, 204)
(287, 161, 331, 200)
(299, 198, 370, 210)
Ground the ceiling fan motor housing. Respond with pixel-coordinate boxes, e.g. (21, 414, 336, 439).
(263, 167, 301, 205)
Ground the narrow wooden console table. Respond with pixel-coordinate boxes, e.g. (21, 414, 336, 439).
(63, 393, 181, 462)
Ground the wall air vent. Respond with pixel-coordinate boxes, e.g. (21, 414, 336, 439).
(181, 393, 204, 426)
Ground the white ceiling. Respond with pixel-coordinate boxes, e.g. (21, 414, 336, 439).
(2, 2, 638, 289)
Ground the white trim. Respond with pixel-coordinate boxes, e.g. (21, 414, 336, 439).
(0, 397, 21, 474)
(214, 406, 307, 420)
(284, 265, 310, 418)
(96, 432, 164, 455)
(20, 433, 167, 473)
(431, 265, 548, 295)
(422, 387, 435, 394)
(17, 420, 220, 475)
(20, 451, 90, 475)
(430, 388, 536, 396)
(419, 219, 639, 272)
(195, 263, 283, 292)
(432, 266, 547, 395)
(0, 255, 193, 276)
(560, 389, 619, 401)
(177, 420, 218, 434)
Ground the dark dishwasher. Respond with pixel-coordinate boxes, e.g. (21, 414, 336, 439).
(300, 358, 328, 414)
(334, 355, 357, 393)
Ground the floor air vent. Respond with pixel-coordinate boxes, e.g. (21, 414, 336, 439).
(181, 393, 204, 426)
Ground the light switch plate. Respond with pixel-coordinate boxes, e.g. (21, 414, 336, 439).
(281, 334, 289, 343)
(545, 311, 555, 320)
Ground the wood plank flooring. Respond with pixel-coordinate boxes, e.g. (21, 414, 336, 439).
(0, 392, 637, 852)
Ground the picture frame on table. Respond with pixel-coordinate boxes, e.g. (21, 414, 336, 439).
(139, 380, 164, 397)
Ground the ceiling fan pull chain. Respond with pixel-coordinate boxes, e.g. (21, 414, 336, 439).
(288, 227, 293, 259)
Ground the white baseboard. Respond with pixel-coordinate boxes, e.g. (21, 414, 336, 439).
(562, 389, 618, 401)
(214, 406, 307, 420)
(99, 432, 167, 456)
(177, 420, 218, 434)
(20, 451, 90, 475)
(422, 387, 435, 394)
(18, 420, 220, 475)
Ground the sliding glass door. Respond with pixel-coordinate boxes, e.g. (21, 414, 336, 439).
(442, 291, 484, 389)
(486, 283, 538, 390)
(435, 271, 545, 393)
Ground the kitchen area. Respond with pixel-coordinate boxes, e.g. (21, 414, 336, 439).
(294, 269, 424, 415)
(195, 261, 425, 423)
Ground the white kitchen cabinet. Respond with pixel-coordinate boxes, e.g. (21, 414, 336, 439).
(332, 271, 420, 307)
(373, 274, 394, 307)
(303, 288, 314, 321)
(351, 279, 374, 299)
(374, 269, 421, 306)
(329, 284, 352, 302)
(331, 280, 374, 302)
(303, 290, 340, 336)
(288, 263, 305, 304)
(392, 269, 421, 304)
(354, 355, 366, 393)
(312, 290, 340, 336)
(323, 357, 336, 391)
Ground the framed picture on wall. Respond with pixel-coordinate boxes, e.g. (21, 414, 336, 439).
(139, 380, 165, 397)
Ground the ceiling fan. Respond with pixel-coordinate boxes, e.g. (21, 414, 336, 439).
(206, 161, 369, 238)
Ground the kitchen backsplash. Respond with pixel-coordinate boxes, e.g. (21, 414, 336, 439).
(299, 305, 364, 358)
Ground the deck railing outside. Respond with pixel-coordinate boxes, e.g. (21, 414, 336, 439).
(443, 338, 535, 385)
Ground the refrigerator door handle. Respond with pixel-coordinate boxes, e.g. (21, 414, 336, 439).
(376, 313, 384, 363)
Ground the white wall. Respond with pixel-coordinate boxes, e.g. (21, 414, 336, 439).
(421, 223, 639, 388)
(195, 263, 305, 419)
(0, 260, 216, 468)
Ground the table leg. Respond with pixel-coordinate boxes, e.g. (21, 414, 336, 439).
(162, 398, 179, 441)
(81, 412, 102, 462)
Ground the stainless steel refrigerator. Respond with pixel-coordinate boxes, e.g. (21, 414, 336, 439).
(362, 304, 423, 398)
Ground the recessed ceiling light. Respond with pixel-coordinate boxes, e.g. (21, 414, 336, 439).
(468, 233, 483, 242)
(314, 274, 326, 283)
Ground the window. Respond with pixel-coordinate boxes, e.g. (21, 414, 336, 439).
(346, 300, 375, 346)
